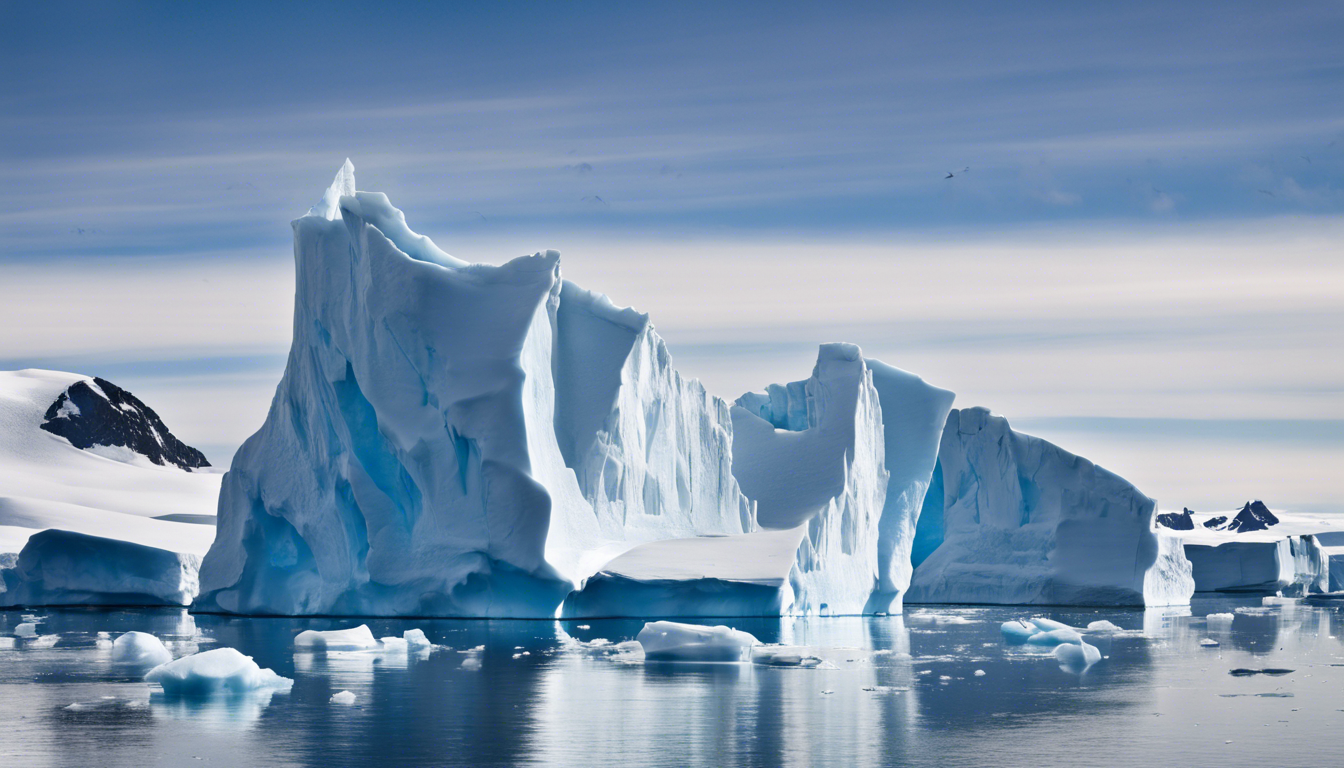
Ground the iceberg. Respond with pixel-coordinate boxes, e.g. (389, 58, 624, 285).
(907, 408, 1194, 606)
(110, 631, 173, 667)
(145, 647, 293, 696)
(1054, 640, 1101, 672)
(563, 344, 951, 617)
(196, 161, 758, 619)
(636, 621, 757, 662)
(0, 529, 199, 607)
(293, 625, 380, 651)
(330, 690, 357, 705)
(1183, 536, 1328, 595)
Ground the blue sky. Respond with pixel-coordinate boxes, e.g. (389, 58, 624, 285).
(2, 2, 1342, 513)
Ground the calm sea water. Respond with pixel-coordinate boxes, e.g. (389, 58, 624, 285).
(2, 598, 1342, 767)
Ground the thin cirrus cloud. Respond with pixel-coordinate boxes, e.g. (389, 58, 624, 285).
(0, 2, 1342, 512)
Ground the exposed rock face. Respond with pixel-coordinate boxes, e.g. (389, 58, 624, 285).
(40, 377, 209, 470)
(1156, 508, 1195, 531)
(1203, 516, 1228, 529)
(1226, 500, 1279, 533)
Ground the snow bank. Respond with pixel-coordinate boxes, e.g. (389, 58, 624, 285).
(110, 631, 172, 666)
(145, 647, 293, 696)
(907, 408, 1194, 607)
(196, 162, 755, 619)
(636, 621, 757, 662)
(0, 529, 199, 607)
(293, 625, 380, 651)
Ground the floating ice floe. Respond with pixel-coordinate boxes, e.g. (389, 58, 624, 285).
(1054, 641, 1102, 672)
(1000, 617, 1099, 646)
(110, 631, 172, 666)
(145, 647, 293, 696)
(330, 690, 356, 705)
(64, 697, 148, 713)
(1199, 638, 1220, 648)
(293, 625, 380, 651)
(14, 622, 37, 637)
(636, 621, 757, 662)
(28, 634, 60, 648)
(751, 646, 825, 667)
(1206, 612, 1235, 623)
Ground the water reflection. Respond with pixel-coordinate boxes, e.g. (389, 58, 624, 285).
(6, 601, 1344, 766)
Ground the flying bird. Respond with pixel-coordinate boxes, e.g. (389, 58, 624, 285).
(945, 172, 954, 179)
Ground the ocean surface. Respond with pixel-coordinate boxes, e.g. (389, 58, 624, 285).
(2, 598, 1343, 767)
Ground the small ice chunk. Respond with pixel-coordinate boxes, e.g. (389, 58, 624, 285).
(752, 647, 823, 667)
(1263, 596, 1298, 607)
(1206, 613, 1235, 623)
(14, 623, 37, 638)
(404, 629, 430, 649)
(1199, 638, 1220, 648)
(577, 625, 591, 630)
(1030, 618, 1075, 633)
(1086, 620, 1123, 633)
(97, 632, 111, 639)
(1025, 629, 1084, 647)
(145, 647, 294, 696)
(293, 625, 379, 651)
(460, 656, 482, 671)
(0, 637, 15, 649)
(1000, 620, 1036, 644)
(111, 631, 172, 666)
(29, 634, 60, 648)
(636, 621, 757, 662)
(974, 669, 986, 676)
(330, 690, 356, 705)
(1054, 640, 1101, 672)
(64, 697, 147, 712)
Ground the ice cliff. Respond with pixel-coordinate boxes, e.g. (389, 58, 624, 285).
(196, 162, 757, 618)
(906, 407, 1194, 606)
(563, 344, 950, 617)
(195, 161, 1193, 618)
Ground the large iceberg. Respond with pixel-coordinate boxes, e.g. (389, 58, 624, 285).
(0, 529, 199, 607)
(196, 162, 757, 618)
(906, 407, 1194, 606)
(193, 161, 1195, 618)
(562, 344, 952, 617)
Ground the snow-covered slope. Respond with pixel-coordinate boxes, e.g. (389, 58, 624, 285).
(906, 407, 1194, 606)
(0, 369, 219, 557)
(196, 162, 755, 618)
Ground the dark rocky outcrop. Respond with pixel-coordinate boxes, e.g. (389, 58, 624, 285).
(40, 377, 209, 470)
(1204, 515, 1228, 529)
(1156, 508, 1195, 530)
(1226, 500, 1279, 533)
